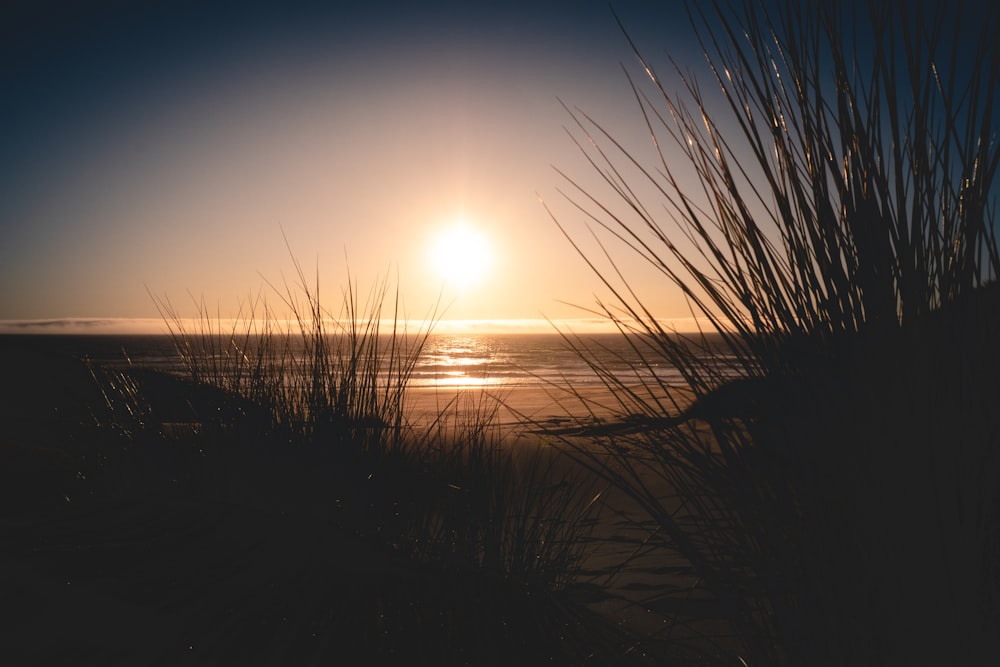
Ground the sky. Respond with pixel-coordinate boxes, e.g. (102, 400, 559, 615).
(1, 0, 720, 334)
(3, 1, 994, 336)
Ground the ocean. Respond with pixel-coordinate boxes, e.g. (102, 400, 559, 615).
(4, 331, 739, 393)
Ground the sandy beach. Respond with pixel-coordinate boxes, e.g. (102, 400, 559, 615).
(406, 381, 698, 440)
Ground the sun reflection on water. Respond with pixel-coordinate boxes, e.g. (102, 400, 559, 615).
(415, 334, 507, 388)
(430, 373, 502, 388)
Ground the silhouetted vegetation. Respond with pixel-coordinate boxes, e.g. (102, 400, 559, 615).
(1, 266, 622, 665)
(550, 0, 1000, 664)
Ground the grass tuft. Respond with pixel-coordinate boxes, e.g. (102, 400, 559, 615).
(71, 257, 621, 663)
(550, 1, 1000, 663)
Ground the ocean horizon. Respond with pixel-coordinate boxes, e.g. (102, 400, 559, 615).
(0, 316, 719, 337)
(2, 329, 740, 391)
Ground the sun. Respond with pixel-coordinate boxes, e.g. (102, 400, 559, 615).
(428, 223, 492, 287)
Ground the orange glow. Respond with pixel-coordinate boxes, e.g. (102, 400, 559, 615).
(427, 222, 492, 289)
(0, 2, 706, 329)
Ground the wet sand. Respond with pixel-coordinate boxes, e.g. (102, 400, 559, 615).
(406, 381, 697, 440)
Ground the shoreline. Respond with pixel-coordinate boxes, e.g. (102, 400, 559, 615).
(405, 382, 697, 440)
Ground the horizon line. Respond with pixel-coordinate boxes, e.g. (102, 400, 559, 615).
(0, 316, 720, 336)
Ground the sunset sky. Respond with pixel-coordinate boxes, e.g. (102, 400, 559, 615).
(1, 1, 740, 333)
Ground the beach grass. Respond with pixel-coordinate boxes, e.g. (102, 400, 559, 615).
(1, 265, 643, 664)
(142, 259, 607, 595)
(548, 0, 1000, 664)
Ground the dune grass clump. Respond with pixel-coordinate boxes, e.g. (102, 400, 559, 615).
(152, 259, 428, 463)
(81, 257, 620, 663)
(551, 1, 1000, 663)
(141, 261, 603, 582)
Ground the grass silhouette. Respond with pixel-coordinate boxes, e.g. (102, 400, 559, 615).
(547, 0, 1000, 664)
(1, 263, 627, 665)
